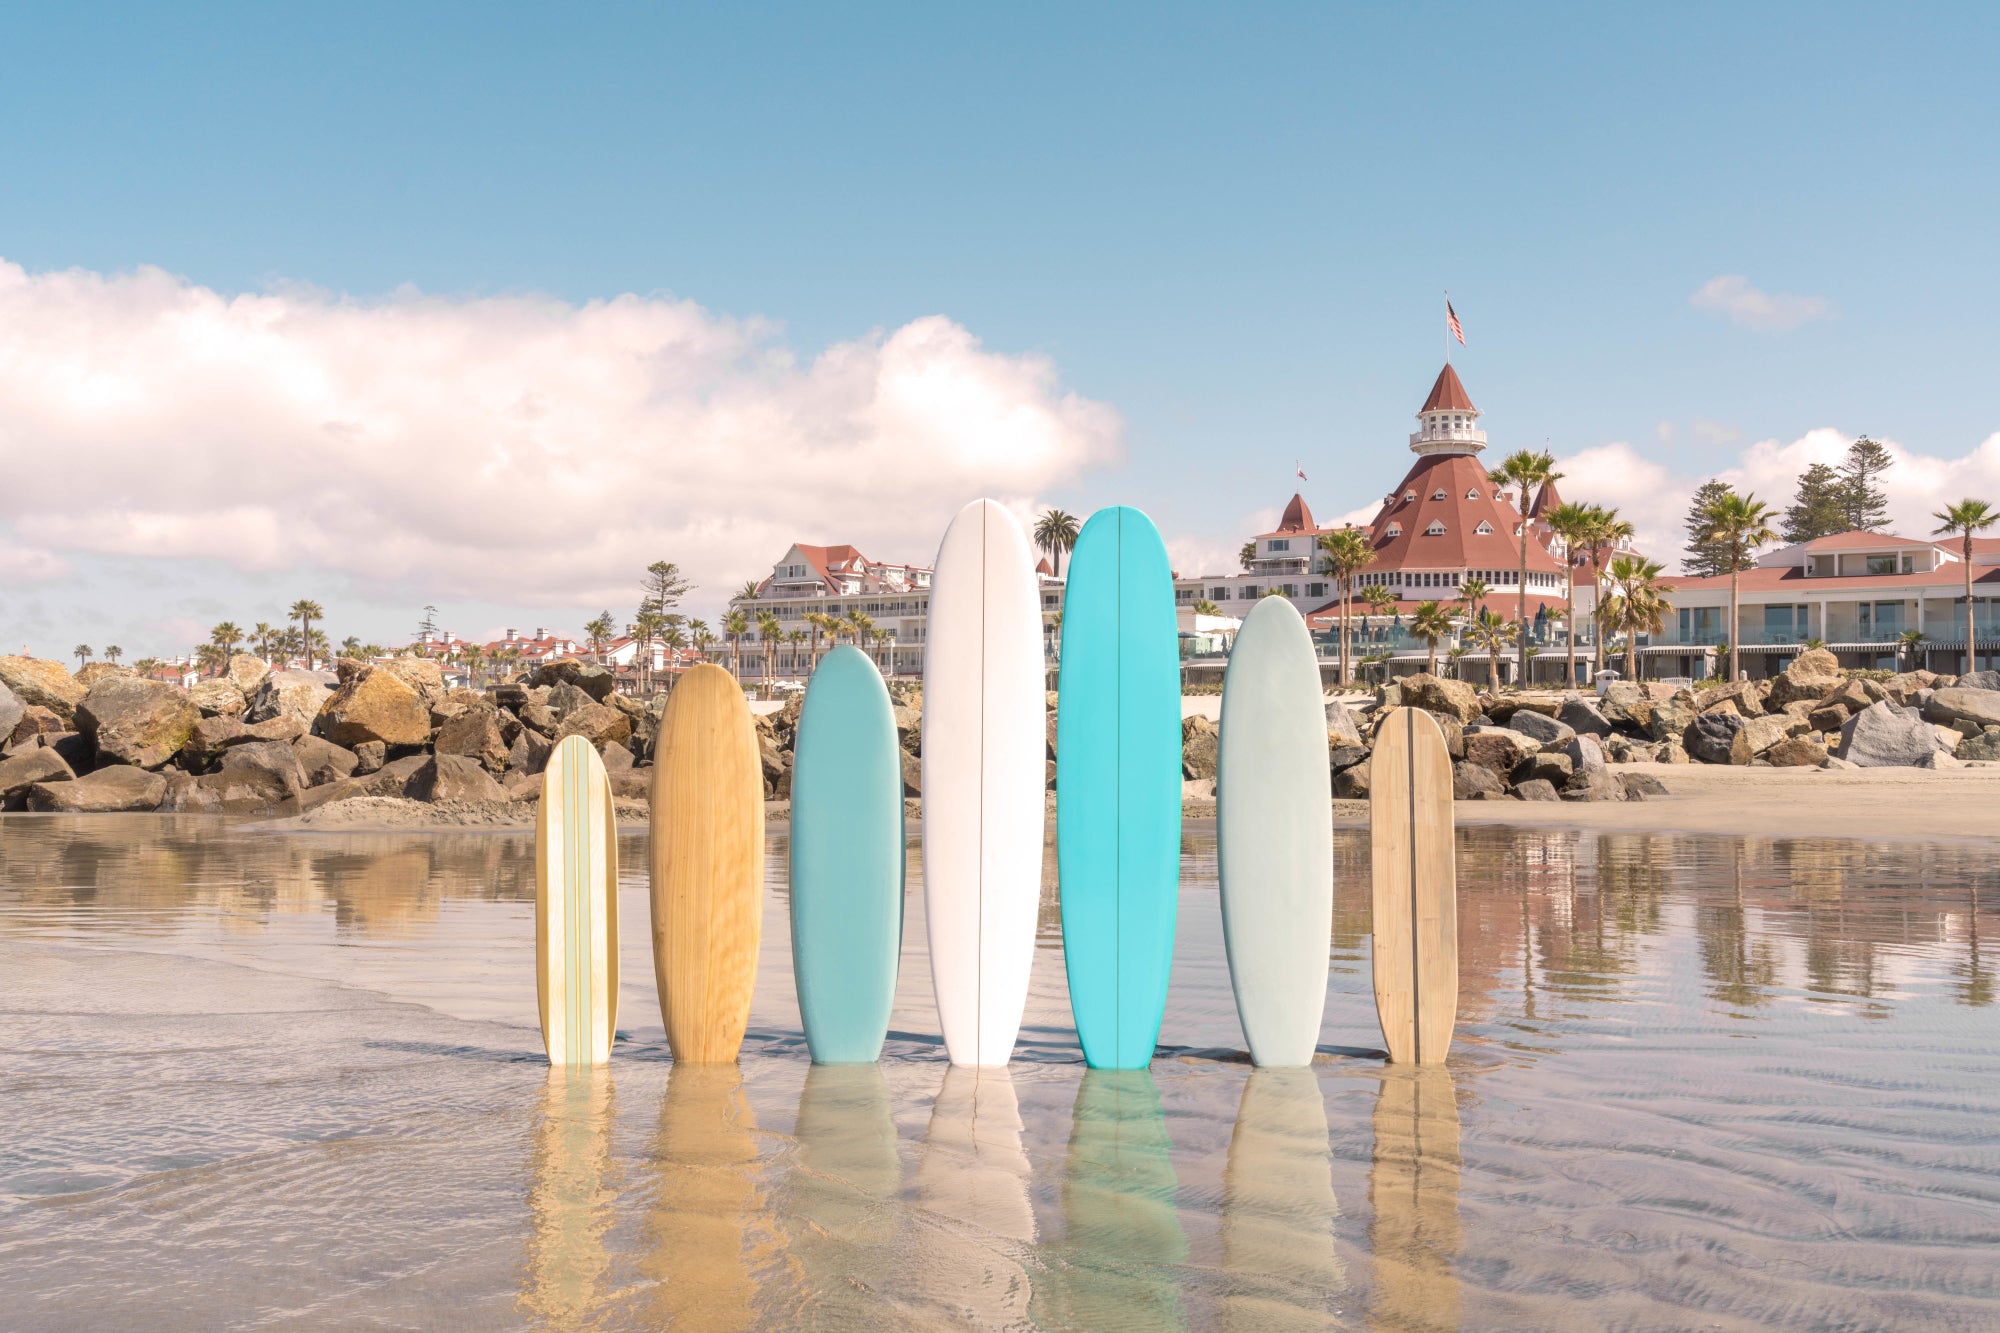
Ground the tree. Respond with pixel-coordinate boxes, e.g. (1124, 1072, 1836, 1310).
(1410, 601, 1454, 676)
(1782, 462, 1847, 543)
(736, 579, 762, 602)
(1695, 491, 1777, 675)
(1838, 437, 1893, 532)
(632, 608, 666, 694)
(1681, 480, 1752, 579)
(1602, 555, 1671, 680)
(1033, 510, 1081, 578)
(787, 628, 809, 674)
(1317, 526, 1375, 688)
(250, 622, 276, 661)
(1543, 501, 1595, 687)
(757, 611, 783, 687)
(1192, 598, 1220, 615)
(210, 621, 243, 661)
(722, 609, 750, 680)
(1490, 448, 1561, 685)
(584, 612, 616, 664)
(641, 562, 694, 619)
(1579, 505, 1633, 665)
(1456, 577, 1491, 620)
(869, 626, 892, 671)
(461, 643, 485, 686)
(691, 620, 717, 662)
(660, 620, 689, 685)
(288, 600, 325, 671)
(134, 657, 161, 677)
(1363, 585, 1396, 615)
(73, 644, 92, 667)
(1897, 628, 1928, 670)
(1465, 609, 1518, 690)
(1239, 541, 1257, 571)
(194, 643, 225, 672)
(1932, 498, 1998, 673)
(339, 635, 362, 656)
(103, 645, 122, 665)
(846, 610, 875, 652)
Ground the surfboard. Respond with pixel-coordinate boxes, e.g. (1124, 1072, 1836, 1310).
(921, 498, 1047, 1068)
(790, 645, 903, 1063)
(1056, 505, 1182, 1070)
(1369, 706, 1457, 1065)
(1217, 596, 1334, 1067)
(650, 662, 764, 1064)
(535, 735, 619, 1066)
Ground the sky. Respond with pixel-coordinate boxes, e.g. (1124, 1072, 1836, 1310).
(4, 3, 2000, 658)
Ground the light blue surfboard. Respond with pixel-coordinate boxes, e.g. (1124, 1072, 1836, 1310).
(790, 645, 905, 1063)
(1057, 505, 1182, 1070)
(1218, 596, 1333, 1066)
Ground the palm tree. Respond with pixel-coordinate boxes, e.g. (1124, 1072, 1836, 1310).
(1033, 509, 1081, 578)
(722, 609, 750, 681)
(787, 628, 809, 675)
(584, 612, 616, 665)
(1932, 499, 1997, 674)
(1897, 628, 1928, 671)
(250, 621, 276, 662)
(756, 611, 783, 688)
(1465, 608, 1519, 690)
(1695, 491, 1776, 677)
(340, 635, 363, 657)
(1317, 526, 1375, 688)
(103, 645, 123, 665)
(288, 599, 324, 671)
(1602, 555, 1671, 681)
(1456, 577, 1491, 620)
(660, 621, 689, 686)
(1489, 448, 1562, 685)
(737, 579, 762, 602)
(194, 643, 225, 673)
(846, 610, 876, 650)
(1409, 601, 1454, 677)
(1192, 598, 1220, 616)
(73, 644, 93, 668)
(1579, 504, 1632, 668)
(1543, 501, 1596, 687)
(802, 610, 831, 665)
(869, 626, 892, 672)
(461, 643, 485, 686)
(1239, 541, 1257, 571)
(1445, 644, 1470, 680)
(691, 622, 717, 664)
(632, 608, 666, 693)
(209, 621, 243, 662)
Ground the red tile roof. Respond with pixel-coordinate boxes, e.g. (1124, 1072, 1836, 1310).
(1802, 530, 1937, 552)
(1363, 453, 1569, 575)
(1419, 363, 1476, 414)
(1661, 565, 2000, 593)
(1276, 492, 1317, 534)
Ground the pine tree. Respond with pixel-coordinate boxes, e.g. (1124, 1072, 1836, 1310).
(1781, 462, 1847, 543)
(1682, 479, 1754, 577)
(1837, 436, 1893, 532)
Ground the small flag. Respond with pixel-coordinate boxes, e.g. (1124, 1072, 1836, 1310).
(1446, 300, 1465, 346)
(1296, 461, 1308, 481)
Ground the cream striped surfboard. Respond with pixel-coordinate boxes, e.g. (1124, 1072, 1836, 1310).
(536, 735, 619, 1066)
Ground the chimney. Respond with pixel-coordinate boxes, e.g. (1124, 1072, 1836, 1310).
(534, 627, 546, 640)
(505, 628, 517, 641)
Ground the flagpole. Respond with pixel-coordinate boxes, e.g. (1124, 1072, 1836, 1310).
(1444, 289, 1450, 365)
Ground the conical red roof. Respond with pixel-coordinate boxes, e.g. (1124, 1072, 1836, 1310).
(1419, 363, 1476, 414)
(1275, 492, 1316, 534)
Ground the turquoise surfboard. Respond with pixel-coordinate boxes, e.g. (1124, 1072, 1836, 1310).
(1057, 505, 1183, 1070)
(1218, 596, 1333, 1066)
(790, 645, 905, 1063)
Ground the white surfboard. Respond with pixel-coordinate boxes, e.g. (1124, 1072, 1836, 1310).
(922, 498, 1047, 1067)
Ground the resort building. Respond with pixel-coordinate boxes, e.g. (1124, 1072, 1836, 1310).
(1645, 530, 2000, 679)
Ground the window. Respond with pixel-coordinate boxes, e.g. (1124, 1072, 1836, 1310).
(1866, 555, 1897, 576)
(1175, 588, 1195, 603)
(1404, 491, 1416, 502)
(1431, 489, 1447, 500)
(1268, 538, 1291, 552)
(1425, 521, 1446, 536)
(1281, 584, 1298, 597)
(1210, 587, 1229, 600)
(1386, 524, 1402, 537)
(1901, 554, 1915, 574)
(1466, 489, 1480, 500)
(1241, 586, 1259, 599)
(1475, 521, 1493, 535)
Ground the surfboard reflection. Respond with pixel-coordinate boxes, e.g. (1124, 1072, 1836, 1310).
(1365, 1067, 1462, 1332)
(1220, 1068, 1344, 1329)
(1034, 1069, 1190, 1332)
(912, 1065, 1036, 1324)
(783, 1064, 903, 1323)
(518, 1067, 618, 1330)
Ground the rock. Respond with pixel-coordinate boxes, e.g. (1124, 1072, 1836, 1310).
(1882, 671, 1937, 706)
(1334, 759, 1370, 799)
(1515, 778, 1561, 802)
(207, 739, 309, 809)
(894, 704, 922, 752)
(502, 771, 541, 801)
(49, 732, 93, 772)
(1915, 749, 1964, 770)
(353, 740, 386, 775)
(546, 681, 594, 723)
(1766, 735, 1828, 768)
(1934, 724, 1963, 754)
(293, 735, 361, 786)
(1328, 744, 1370, 773)
(900, 747, 922, 796)
(519, 701, 559, 734)
(1452, 760, 1504, 800)
(1958, 728, 2000, 762)
(224, 654, 269, 694)
(1598, 681, 1651, 729)
(75, 662, 136, 689)
(0, 748, 74, 808)
(1647, 693, 1698, 743)
(1561, 768, 1624, 802)
(1509, 710, 1577, 747)
(531, 658, 617, 701)
(1620, 772, 1670, 798)
(1733, 715, 1793, 763)
(1765, 648, 1844, 708)
(435, 705, 511, 774)
(1556, 698, 1613, 738)
(1181, 715, 1219, 780)
(599, 741, 635, 772)
(243, 715, 309, 745)
(158, 772, 224, 814)
(506, 729, 553, 777)
(1701, 696, 1743, 719)
(1433, 714, 1465, 761)
(7, 704, 64, 749)
(1462, 728, 1538, 774)
(1512, 752, 1574, 786)
(183, 715, 250, 765)
(1697, 677, 1769, 717)
(1657, 740, 1689, 764)
(1325, 703, 1363, 748)
(0, 682, 21, 743)
(1400, 673, 1479, 724)
(1564, 734, 1607, 773)
(375, 657, 447, 703)
(1922, 687, 2000, 731)
(355, 754, 430, 798)
(554, 702, 632, 749)
(757, 736, 786, 796)
(1826, 678, 1882, 713)
(27, 765, 167, 812)
(0, 656, 88, 724)
(1684, 712, 1747, 765)
(1807, 703, 1850, 733)
(492, 683, 530, 711)
(408, 753, 507, 803)
(244, 669, 336, 730)
(75, 677, 202, 769)
(1836, 700, 1945, 768)
(187, 678, 249, 718)
(1957, 669, 2000, 691)
(318, 665, 433, 748)
(1376, 681, 1405, 710)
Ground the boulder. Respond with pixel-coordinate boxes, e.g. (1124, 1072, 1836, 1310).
(1564, 734, 1608, 773)
(408, 753, 507, 803)
(206, 740, 309, 809)
(1657, 740, 1690, 764)
(158, 772, 225, 814)
(1828, 678, 1884, 712)
(187, 678, 249, 718)
(1733, 715, 1794, 763)
(1515, 778, 1561, 802)
(1181, 715, 1219, 781)
(1647, 693, 1697, 743)
(224, 654, 269, 694)
(1512, 752, 1574, 787)
(1328, 744, 1370, 773)
(27, 765, 166, 813)
(244, 669, 336, 730)
(1836, 700, 1945, 768)
(75, 677, 202, 769)
(435, 705, 511, 774)
(546, 681, 595, 723)
(1561, 768, 1625, 802)
(1400, 673, 1479, 725)
(243, 715, 309, 745)
(0, 681, 23, 743)
(894, 704, 922, 752)
(0, 748, 74, 808)
(1462, 728, 1538, 775)
(353, 740, 386, 775)
(1684, 712, 1747, 765)
(1882, 670, 1938, 706)
(0, 656, 88, 724)
(1619, 772, 1670, 799)
(554, 702, 632, 749)
(7, 703, 64, 749)
(506, 729, 553, 777)
(1958, 669, 2000, 691)
(317, 665, 432, 748)
(1807, 703, 1850, 733)
(1333, 759, 1370, 799)
(354, 754, 430, 798)
(519, 701, 560, 734)
(1509, 710, 1576, 747)
(599, 741, 636, 772)
(49, 732, 94, 771)
(1598, 680, 1651, 729)
(375, 657, 447, 703)
(900, 748, 922, 796)
(183, 715, 250, 765)
(293, 735, 361, 787)
(1433, 714, 1465, 761)
(1697, 677, 1769, 717)
(1556, 697, 1613, 738)
(1325, 702, 1363, 747)
(1922, 687, 2000, 731)
(1766, 735, 1828, 768)
(1765, 648, 1844, 708)
(1452, 760, 1504, 800)
(1958, 728, 2000, 762)
(531, 658, 617, 701)
(75, 662, 136, 689)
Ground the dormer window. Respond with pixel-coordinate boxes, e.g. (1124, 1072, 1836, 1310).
(1425, 521, 1446, 536)
(1386, 524, 1402, 537)
(1431, 489, 1447, 501)
(1475, 521, 1494, 535)
(1403, 491, 1416, 502)
(1466, 489, 1479, 500)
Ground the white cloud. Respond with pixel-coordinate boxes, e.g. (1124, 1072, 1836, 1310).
(0, 534, 69, 582)
(0, 260, 1122, 620)
(1693, 419, 1740, 445)
(1689, 274, 1835, 332)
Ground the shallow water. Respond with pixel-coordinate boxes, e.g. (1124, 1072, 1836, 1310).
(2, 815, 1997, 1331)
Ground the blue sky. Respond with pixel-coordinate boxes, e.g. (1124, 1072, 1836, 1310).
(4, 4, 1999, 655)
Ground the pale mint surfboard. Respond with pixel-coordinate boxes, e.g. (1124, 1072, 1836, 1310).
(1057, 505, 1183, 1070)
(790, 645, 904, 1064)
(1218, 596, 1333, 1066)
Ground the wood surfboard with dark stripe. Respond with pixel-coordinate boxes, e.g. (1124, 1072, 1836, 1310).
(1369, 706, 1457, 1065)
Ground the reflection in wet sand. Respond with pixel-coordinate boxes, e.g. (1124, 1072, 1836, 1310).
(1221, 1068, 1343, 1329)
(912, 1065, 1036, 1324)
(1035, 1070, 1189, 1333)
(1367, 1069, 1461, 1333)
(782, 1064, 902, 1324)
(518, 1068, 618, 1329)
(641, 1065, 785, 1331)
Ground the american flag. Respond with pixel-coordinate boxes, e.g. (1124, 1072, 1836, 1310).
(1446, 300, 1465, 346)
(1296, 462, 1308, 481)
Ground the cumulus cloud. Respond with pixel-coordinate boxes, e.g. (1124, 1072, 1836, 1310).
(1689, 275, 1835, 332)
(0, 260, 1122, 616)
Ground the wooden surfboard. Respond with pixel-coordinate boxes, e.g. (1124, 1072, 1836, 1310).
(650, 662, 764, 1064)
(790, 644, 904, 1064)
(922, 498, 1047, 1068)
(1218, 596, 1333, 1067)
(535, 735, 619, 1066)
(1056, 505, 1182, 1070)
(1369, 706, 1457, 1065)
